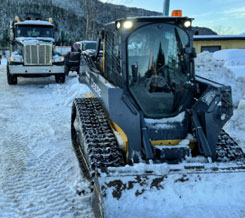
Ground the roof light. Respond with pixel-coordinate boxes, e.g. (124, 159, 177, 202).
(171, 10, 182, 17)
(14, 16, 20, 22)
(184, 20, 192, 28)
(48, 18, 53, 23)
(123, 20, 133, 29)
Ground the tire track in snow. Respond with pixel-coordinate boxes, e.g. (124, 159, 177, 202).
(0, 65, 94, 218)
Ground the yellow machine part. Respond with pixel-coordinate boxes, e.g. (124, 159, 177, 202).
(83, 93, 96, 98)
(111, 121, 128, 152)
(151, 139, 196, 150)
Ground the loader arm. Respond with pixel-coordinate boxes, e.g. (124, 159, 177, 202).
(192, 76, 233, 160)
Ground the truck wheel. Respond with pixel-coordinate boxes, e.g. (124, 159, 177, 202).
(55, 74, 65, 84)
(7, 66, 17, 85)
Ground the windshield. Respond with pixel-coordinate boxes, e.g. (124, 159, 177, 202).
(127, 23, 191, 118)
(83, 42, 96, 50)
(16, 25, 54, 38)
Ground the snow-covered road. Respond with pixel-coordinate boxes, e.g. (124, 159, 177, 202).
(0, 63, 94, 218)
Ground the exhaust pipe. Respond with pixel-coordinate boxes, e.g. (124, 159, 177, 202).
(163, 0, 170, 16)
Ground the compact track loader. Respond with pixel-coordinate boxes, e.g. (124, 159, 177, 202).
(71, 16, 245, 218)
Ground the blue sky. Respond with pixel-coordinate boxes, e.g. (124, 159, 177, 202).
(103, 0, 245, 34)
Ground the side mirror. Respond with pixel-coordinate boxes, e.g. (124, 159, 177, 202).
(184, 47, 196, 58)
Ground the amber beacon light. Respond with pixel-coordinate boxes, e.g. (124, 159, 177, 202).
(171, 10, 182, 17)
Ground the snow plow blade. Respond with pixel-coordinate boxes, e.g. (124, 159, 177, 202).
(92, 162, 245, 218)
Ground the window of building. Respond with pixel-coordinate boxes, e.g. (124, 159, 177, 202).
(201, 45, 221, 53)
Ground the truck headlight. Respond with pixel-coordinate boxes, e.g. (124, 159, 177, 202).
(53, 56, 64, 63)
(9, 55, 23, 63)
(53, 55, 64, 64)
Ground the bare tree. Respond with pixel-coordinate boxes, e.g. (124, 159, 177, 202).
(85, 0, 92, 40)
(85, 0, 133, 40)
(214, 25, 233, 35)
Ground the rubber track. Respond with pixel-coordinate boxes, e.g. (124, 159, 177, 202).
(72, 98, 125, 178)
(216, 129, 245, 162)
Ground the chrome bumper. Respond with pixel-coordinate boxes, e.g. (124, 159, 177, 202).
(9, 65, 64, 75)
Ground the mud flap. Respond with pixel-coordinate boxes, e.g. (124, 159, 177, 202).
(92, 163, 245, 218)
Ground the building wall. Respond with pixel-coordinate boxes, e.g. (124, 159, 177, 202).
(194, 40, 245, 53)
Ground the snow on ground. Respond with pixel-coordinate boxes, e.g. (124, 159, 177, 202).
(0, 48, 245, 218)
(0, 61, 94, 218)
(195, 49, 245, 150)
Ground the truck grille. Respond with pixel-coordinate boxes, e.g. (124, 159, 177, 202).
(24, 44, 52, 65)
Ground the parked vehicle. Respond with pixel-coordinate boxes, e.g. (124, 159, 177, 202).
(73, 40, 96, 52)
(64, 40, 103, 75)
(64, 51, 80, 75)
(7, 16, 65, 85)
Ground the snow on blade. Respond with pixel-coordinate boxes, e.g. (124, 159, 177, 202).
(100, 164, 245, 218)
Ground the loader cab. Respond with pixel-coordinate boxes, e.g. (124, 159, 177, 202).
(103, 17, 196, 119)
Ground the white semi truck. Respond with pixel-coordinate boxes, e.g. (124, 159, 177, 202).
(7, 16, 65, 85)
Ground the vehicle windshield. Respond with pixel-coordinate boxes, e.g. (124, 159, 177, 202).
(127, 23, 191, 118)
(83, 42, 96, 50)
(16, 25, 54, 38)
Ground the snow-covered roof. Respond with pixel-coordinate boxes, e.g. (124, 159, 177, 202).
(15, 20, 53, 26)
(194, 35, 245, 41)
(74, 41, 96, 44)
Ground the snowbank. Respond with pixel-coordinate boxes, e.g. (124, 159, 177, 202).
(195, 49, 245, 150)
(195, 50, 245, 107)
(213, 49, 245, 66)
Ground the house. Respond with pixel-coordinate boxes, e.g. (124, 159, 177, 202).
(193, 35, 245, 53)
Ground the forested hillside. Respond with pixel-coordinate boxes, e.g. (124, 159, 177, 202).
(0, 0, 160, 45)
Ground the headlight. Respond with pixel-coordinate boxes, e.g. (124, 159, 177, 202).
(116, 22, 121, 30)
(183, 20, 192, 28)
(53, 56, 64, 63)
(9, 55, 23, 63)
(116, 20, 134, 31)
(123, 21, 133, 29)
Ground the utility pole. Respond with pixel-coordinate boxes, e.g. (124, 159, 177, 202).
(163, 0, 170, 16)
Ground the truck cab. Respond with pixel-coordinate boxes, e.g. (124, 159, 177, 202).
(7, 16, 65, 85)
